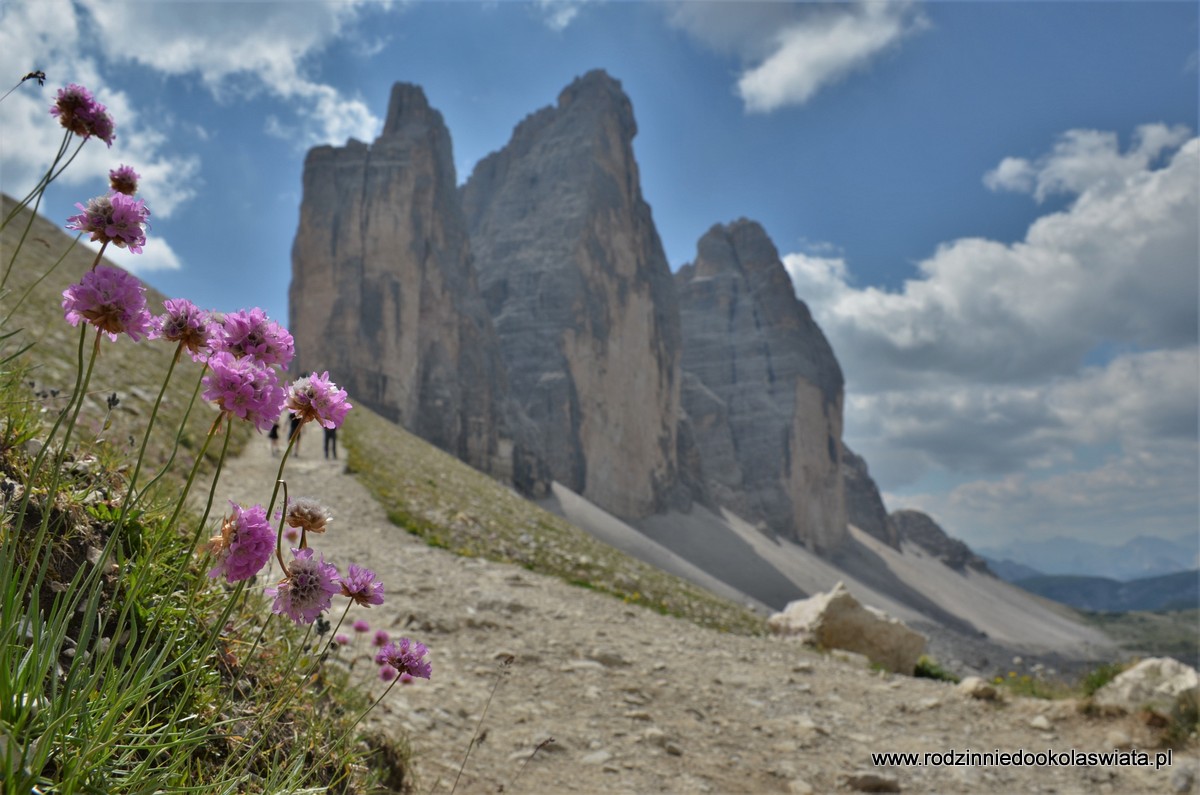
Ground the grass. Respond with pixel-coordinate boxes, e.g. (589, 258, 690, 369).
(2, 194, 410, 792)
(342, 399, 767, 637)
(1081, 608, 1200, 669)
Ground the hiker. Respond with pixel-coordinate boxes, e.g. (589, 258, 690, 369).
(289, 414, 302, 456)
(324, 426, 337, 460)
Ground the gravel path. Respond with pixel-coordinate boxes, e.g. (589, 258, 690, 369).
(215, 437, 1195, 794)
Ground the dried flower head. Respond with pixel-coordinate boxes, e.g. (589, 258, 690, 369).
(340, 563, 385, 607)
(50, 83, 115, 146)
(207, 502, 274, 582)
(219, 308, 294, 368)
(62, 265, 153, 341)
(374, 638, 432, 680)
(267, 548, 341, 625)
(108, 164, 139, 196)
(284, 497, 332, 534)
(202, 351, 286, 432)
(150, 298, 216, 362)
(286, 371, 352, 429)
(66, 192, 150, 253)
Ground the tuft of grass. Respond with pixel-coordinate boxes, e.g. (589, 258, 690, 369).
(914, 655, 960, 683)
(342, 403, 766, 636)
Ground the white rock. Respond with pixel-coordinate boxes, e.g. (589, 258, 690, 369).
(1029, 715, 1053, 731)
(768, 582, 926, 674)
(580, 750, 612, 765)
(955, 676, 1000, 701)
(1094, 657, 1200, 714)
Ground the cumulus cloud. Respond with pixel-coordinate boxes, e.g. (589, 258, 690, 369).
(784, 126, 1198, 530)
(669, 0, 927, 112)
(89, 235, 184, 275)
(0, 1, 199, 217)
(76, 0, 382, 147)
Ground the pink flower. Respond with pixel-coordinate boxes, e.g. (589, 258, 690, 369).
(352, 619, 371, 633)
(284, 527, 299, 543)
(62, 265, 152, 341)
(372, 629, 389, 647)
(374, 638, 432, 680)
(66, 193, 150, 253)
(334, 633, 351, 646)
(219, 308, 294, 368)
(267, 548, 341, 625)
(379, 665, 398, 682)
(202, 351, 286, 432)
(207, 502, 274, 582)
(286, 371, 352, 429)
(108, 164, 139, 196)
(150, 298, 216, 362)
(340, 563, 384, 608)
(50, 83, 115, 146)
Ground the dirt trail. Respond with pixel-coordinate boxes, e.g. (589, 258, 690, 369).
(215, 436, 1194, 794)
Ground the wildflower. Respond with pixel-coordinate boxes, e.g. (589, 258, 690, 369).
(267, 547, 341, 625)
(334, 633, 350, 646)
(284, 527, 300, 543)
(219, 307, 294, 368)
(284, 497, 332, 534)
(379, 665, 398, 682)
(352, 619, 370, 633)
(340, 563, 385, 607)
(66, 193, 150, 253)
(286, 371, 351, 429)
(62, 265, 152, 341)
(372, 629, 389, 647)
(207, 502, 274, 582)
(50, 83, 115, 146)
(374, 638, 432, 680)
(150, 298, 216, 362)
(202, 351, 286, 432)
(108, 164, 139, 196)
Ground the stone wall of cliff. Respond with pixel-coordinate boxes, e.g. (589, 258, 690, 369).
(461, 70, 692, 517)
(676, 220, 848, 552)
(290, 83, 509, 475)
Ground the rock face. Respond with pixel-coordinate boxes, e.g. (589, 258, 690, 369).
(841, 443, 898, 549)
(461, 70, 689, 517)
(891, 509, 990, 573)
(767, 581, 926, 674)
(676, 220, 847, 551)
(290, 84, 510, 475)
(1094, 657, 1200, 714)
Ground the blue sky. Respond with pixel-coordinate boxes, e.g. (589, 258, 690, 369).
(1, 1, 1197, 556)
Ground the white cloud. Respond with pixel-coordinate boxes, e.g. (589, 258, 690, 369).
(536, 0, 584, 32)
(90, 234, 183, 274)
(76, 0, 382, 147)
(783, 126, 1198, 538)
(670, 1, 927, 112)
(0, 1, 200, 217)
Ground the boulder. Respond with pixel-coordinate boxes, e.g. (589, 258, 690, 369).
(1093, 657, 1200, 714)
(768, 582, 926, 674)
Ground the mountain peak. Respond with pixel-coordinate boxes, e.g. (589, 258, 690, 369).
(555, 68, 637, 138)
(382, 82, 441, 138)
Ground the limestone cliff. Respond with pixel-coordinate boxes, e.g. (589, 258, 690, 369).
(842, 442, 899, 549)
(676, 220, 847, 552)
(289, 83, 509, 475)
(890, 509, 991, 573)
(461, 70, 690, 517)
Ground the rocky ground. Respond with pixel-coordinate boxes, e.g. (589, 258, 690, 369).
(216, 437, 1197, 794)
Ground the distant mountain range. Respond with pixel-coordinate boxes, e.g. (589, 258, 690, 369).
(979, 534, 1199, 582)
(1012, 569, 1199, 613)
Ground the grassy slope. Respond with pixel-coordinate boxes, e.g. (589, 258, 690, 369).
(342, 404, 766, 636)
(1082, 608, 1200, 669)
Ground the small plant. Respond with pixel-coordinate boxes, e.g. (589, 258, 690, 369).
(1080, 660, 1128, 697)
(914, 654, 960, 683)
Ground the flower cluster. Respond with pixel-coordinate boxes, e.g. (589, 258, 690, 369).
(150, 298, 217, 362)
(62, 265, 153, 341)
(208, 502, 275, 583)
(283, 497, 332, 534)
(202, 351, 286, 432)
(66, 192, 150, 253)
(375, 638, 432, 680)
(340, 563, 385, 608)
(108, 164, 139, 196)
(286, 371, 352, 430)
(266, 548, 342, 625)
(220, 308, 294, 369)
(50, 83, 115, 146)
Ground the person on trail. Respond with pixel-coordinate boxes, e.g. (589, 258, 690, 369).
(324, 426, 337, 460)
